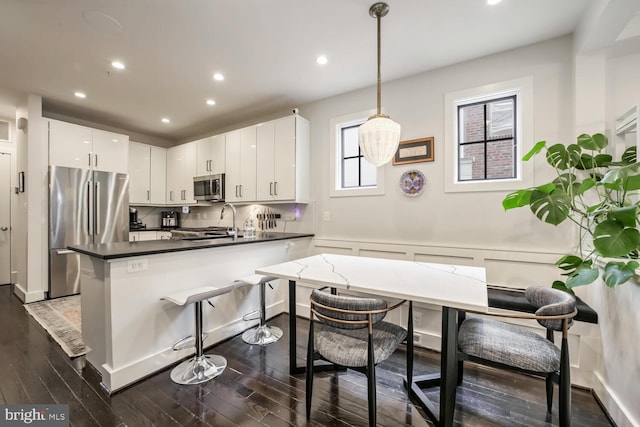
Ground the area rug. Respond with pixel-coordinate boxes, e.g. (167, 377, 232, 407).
(24, 295, 86, 358)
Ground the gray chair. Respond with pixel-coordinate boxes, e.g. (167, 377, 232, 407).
(457, 287, 577, 426)
(306, 289, 407, 427)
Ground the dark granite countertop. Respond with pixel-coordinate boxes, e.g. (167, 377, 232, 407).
(69, 232, 314, 260)
(129, 227, 170, 232)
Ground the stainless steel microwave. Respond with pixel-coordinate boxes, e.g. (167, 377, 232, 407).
(193, 174, 225, 201)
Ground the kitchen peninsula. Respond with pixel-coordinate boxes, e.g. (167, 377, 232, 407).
(69, 232, 313, 393)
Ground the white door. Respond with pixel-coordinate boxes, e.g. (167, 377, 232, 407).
(0, 153, 11, 284)
(92, 129, 129, 174)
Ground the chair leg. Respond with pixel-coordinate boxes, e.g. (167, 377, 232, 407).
(457, 360, 464, 386)
(306, 319, 315, 420)
(559, 336, 571, 427)
(367, 334, 376, 427)
(545, 373, 554, 413)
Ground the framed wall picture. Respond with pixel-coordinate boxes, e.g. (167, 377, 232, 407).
(392, 137, 434, 165)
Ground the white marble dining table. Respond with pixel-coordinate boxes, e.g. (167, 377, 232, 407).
(256, 253, 488, 427)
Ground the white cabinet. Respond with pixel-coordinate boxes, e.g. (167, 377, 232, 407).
(49, 119, 129, 174)
(225, 127, 257, 203)
(129, 142, 167, 205)
(166, 142, 197, 204)
(196, 134, 226, 176)
(256, 115, 309, 202)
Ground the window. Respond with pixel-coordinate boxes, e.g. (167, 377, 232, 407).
(458, 95, 516, 181)
(444, 76, 533, 193)
(329, 110, 385, 197)
(340, 124, 377, 188)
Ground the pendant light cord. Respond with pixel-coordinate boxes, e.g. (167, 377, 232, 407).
(376, 12, 382, 116)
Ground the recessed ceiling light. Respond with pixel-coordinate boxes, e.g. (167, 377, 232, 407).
(487, 0, 502, 4)
(111, 61, 125, 70)
(74, 92, 86, 99)
(206, 99, 216, 106)
(161, 118, 170, 124)
(316, 55, 328, 65)
(213, 73, 224, 81)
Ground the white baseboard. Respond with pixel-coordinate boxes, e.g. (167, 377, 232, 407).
(13, 283, 46, 303)
(593, 371, 639, 427)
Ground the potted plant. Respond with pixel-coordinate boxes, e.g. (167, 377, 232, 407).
(502, 133, 640, 292)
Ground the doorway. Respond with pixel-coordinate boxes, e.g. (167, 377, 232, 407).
(0, 152, 10, 284)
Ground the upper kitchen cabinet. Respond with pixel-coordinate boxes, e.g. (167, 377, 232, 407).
(225, 126, 257, 203)
(49, 119, 129, 174)
(256, 115, 309, 202)
(129, 142, 167, 205)
(166, 142, 197, 204)
(195, 134, 225, 176)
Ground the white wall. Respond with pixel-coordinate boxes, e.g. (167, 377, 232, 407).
(302, 36, 576, 253)
(584, 52, 640, 427)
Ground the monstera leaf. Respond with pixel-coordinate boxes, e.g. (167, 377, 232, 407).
(577, 133, 608, 151)
(593, 219, 640, 258)
(601, 162, 640, 191)
(603, 261, 640, 288)
(529, 188, 571, 225)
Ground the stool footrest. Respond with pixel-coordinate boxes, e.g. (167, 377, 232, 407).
(243, 310, 261, 322)
(172, 333, 208, 351)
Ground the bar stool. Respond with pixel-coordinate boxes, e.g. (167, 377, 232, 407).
(235, 274, 283, 345)
(162, 283, 236, 385)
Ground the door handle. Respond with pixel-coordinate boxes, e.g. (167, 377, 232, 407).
(94, 154, 98, 168)
(0, 226, 8, 231)
(88, 153, 92, 167)
(169, 190, 174, 201)
(95, 181, 101, 235)
(269, 182, 273, 196)
(147, 190, 150, 201)
(274, 181, 278, 196)
(87, 181, 93, 236)
(239, 185, 243, 198)
(55, 249, 74, 255)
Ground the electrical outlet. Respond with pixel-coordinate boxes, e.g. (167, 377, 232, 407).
(127, 258, 148, 273)
(323, 211, 331, 221)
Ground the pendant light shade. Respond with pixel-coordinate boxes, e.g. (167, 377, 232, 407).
(358, 115, 401, 167)
(358, 2, 401, 167)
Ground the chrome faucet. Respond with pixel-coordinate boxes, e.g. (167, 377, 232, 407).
(220, 203, 237, 238)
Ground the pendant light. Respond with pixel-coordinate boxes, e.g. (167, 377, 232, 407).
(358, 2, 401, 167)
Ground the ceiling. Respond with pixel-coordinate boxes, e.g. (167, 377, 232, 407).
(0, 0, 594, 143)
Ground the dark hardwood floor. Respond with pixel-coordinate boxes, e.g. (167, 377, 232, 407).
(0, 284, 612, 427)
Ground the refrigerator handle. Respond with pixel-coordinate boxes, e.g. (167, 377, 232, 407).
(95, 181, 101, 236)
(87, 181, 93, 236)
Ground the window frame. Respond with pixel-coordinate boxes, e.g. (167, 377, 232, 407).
(329, 110, 385, 197)
(444, 76, 534, 193)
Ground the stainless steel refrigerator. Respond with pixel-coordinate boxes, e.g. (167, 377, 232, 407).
(48, 166, 129, 298)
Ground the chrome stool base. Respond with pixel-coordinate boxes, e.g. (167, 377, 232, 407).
(242, 324, 283, 345)
(170, 354, 227, 385)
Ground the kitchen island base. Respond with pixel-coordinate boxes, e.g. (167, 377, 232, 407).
(79, 238, 311, 393)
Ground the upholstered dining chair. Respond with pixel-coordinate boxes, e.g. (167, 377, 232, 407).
(306, 289, 407, 427)
(456, 287, 577, 426)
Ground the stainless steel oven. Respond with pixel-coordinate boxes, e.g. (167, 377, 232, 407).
(193, 174, 224, 201)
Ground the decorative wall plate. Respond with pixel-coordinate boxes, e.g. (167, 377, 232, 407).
(399, 170, 426, 196)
